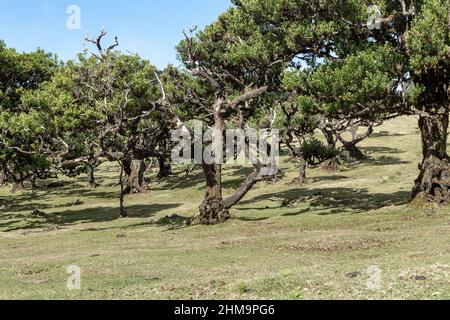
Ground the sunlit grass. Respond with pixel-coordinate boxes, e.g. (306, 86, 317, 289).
(0, 116, 449, 300)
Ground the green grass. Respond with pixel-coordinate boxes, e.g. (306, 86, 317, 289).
(1, 116, 450, 300)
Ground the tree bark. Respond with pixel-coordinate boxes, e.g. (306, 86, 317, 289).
(123, 159, 148, 194)
(192, 163, 230, 225)
(318, 128, 342, 170)
(30, 174, 39, 190)
(295, 157, 307, 184)
(119, 161, 128, 218)
(412, 114, 450, 205)
(157, 155, 172, 179)
(11, 181, 23, 193)
(191, 98, 231, 225)
(322, 129, 336, 149)
(87, 163, 99, 189)
(336, 122, 372, 161)
(0, 171, 6, 188)
(223, 165, 271, 209)
(342, 142, 367, 160)
(87, 144, 99, 188)
(319, 157, 342, 171)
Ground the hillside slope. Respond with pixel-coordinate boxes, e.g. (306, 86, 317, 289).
(0, 116, 449, 300)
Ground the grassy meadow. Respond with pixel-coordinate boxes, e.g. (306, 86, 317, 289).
(1, 116, 450, 300)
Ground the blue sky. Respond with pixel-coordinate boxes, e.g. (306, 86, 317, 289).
(0, 0, 232, 68)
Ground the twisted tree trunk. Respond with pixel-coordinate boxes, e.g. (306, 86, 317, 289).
(320, 128, 342, 171)
(337, 122, 373, 161)
(157, 155, 172, 179)
(319, 157, 342, 171)
(30, 174, 39, 190)
(297, 157, 307, 184)
(322, 129, 337, 149)
(223, 165, 272, 209)
(157, 132, 173, 179)
(192, 163, 230, 225)
(87, 163, 98, 189)
(191, 98, 230, 225)
(123, 159, 148, 194)
(87, 145, 99, 188)
(119, 161, 128, 218)
(343, 142, 367, 160)
(0, 170, 6, 188)
(412, 114, 450, 205)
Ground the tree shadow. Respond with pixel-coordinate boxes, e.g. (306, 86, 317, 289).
(367, 156, 411, 166)
(234, 216, 270, 222)
(151, 170, 205, 191)
(0, 187, 120, 215)
(124, 214, 190, 231)
(300, 175, 350, 184)
(3, 203, 181, 232)
(0, 190, 56, 215)
(360, 146, 405, 155)
(282, 208, 311, 217)
(370, 132, 408, 138)
(306, 188, 410, 214)
(222, 166, 288, 190)
(0, 202, 54, 215)
(240, 187, 410, 215)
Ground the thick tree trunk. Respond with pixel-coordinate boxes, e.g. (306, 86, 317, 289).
(322, 129, 336, 149)
(320, 128, 342, 170)
(320, 157, 342, 171)
(123, 160, 148, 194)
(223, 165, 272, 209)
(342, 142, 367, 160)
(119, 162, 128, 218)
(291, 157, 307, 184)
(30, 174, 39, 190)
(157, 156, 172, 179)
(87, 163, 99, 189)
(191, 163, 230, 225)
(158, 134, 173, 179)
(191, 98, 231, 225)
(336, 123, 372, 161)
(298, 157, 307, 184)
(0, 171, 6, 188)
(86, 144, 99, 188)
(412, 114, 450, 205)
(11, 181, 23, 193)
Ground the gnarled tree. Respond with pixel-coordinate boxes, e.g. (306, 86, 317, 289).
(176, 6, 288, 224)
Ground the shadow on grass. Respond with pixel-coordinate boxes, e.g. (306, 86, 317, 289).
(3, 203, 182, 232)
(360, 146, 405, 155)
(240, 187, 410, 215)
(0, 184, 121, 215)
(151, 170, 205, 191)
(301, 175, 350, 184)
(122, 214, 190, 231)
(370, 132, 409, 138)
(235, 216, 271, 222)
(0, 182, 119, 215)
(367, 156, 411, 167)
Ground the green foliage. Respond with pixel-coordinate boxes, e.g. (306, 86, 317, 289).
(283, 44, 400, 118)
(0, 42, 58, 183)
(299, 138, 340, 165)
(406, 0, 450, 71)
